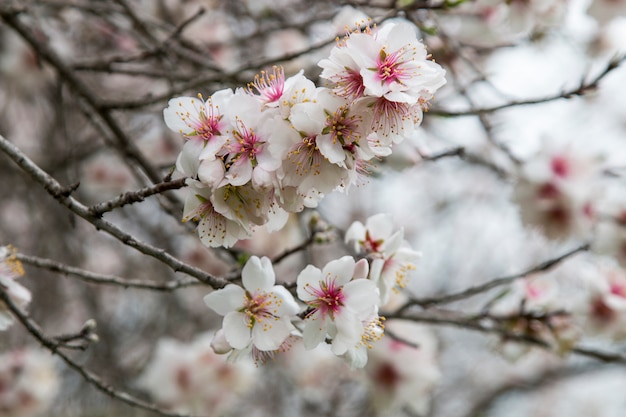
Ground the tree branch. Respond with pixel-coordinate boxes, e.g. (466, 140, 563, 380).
(400, 243, 590, 310)
(0, 134, 227, 289)
(0, 288, 200, 417)
(429, 56, 625, 117)
(16, 253, 203, 291)
(89, 177, 187, 216)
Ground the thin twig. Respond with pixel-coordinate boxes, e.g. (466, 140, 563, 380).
(0, 288, 199, 417)
(0, 134, 227, 289)
(430, 57, 625, 117)
(401, 243, 590, 310)
(386, 309, 626, 364)
(89, 177, 187, 216)
(16, 253, 203, 291)
(272, 234, 316, 265)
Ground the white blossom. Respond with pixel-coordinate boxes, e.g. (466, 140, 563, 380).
(204, 256, 299, 352)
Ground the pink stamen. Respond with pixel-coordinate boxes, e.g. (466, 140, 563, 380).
(335, 69, 365, 100)
(229, 119, 261, 164)
(376, 48, 409, 85)
(247, 66, 285, 104)
(176, 96, 223, 141)
(305, 277, 346, 319)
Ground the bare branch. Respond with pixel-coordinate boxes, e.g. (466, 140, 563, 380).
(400, 242, 590, 310)
(89, 178, 187, 216)
(0, 288, 199, 417)
(0, 134, 227, 289)
(386, 309, 626, 365)
(430, 57, 626, 117)
(16, 253, 203, 291)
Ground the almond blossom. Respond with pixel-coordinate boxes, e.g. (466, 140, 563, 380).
(345, 213, 421, 305)
(204, 256, 299, 352)
(320, 22, 446, 105)
(181, 181, 251, 248)
(319, 21, 446, 144)
(163, 89, 233, 163)
(296, 256, 381, 363)
(582, 262, 626, 340)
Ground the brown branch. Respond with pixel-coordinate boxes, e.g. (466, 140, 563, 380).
(16, 253, 203, 291)
(0, 288, 200, 417)
(430, 56, 625, 117)
(0, 134, 227, 289)
(386, 309, 626, 364)
(400, 243, 590, 310)
(89, 177, 187, 216)
(0, 6, 164, 185)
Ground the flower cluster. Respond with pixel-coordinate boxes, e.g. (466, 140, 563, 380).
(0, 348, 59, 417)
(0, 246, 31, 331)
(204, 214, 420, 368)
(204, 254, 387, 368)
(164, 21, 445, 248)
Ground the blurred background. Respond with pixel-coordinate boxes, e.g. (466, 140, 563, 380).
(1, 0, 626, 416)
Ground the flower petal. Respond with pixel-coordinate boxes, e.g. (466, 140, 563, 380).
(332, 310, 362, 355)
(223, 311, 252, 350)
(271, 286, 300, 317)
(242, 256, 275, 292)
(252, 317, 293, 351)
(322, 256, 355, 287)
(204, 285, 245, 315)
(343, 279, 380, 316)
(366, 213, 394, 241)
(303, 317, 328, 350)
(297, 265, 323, 302)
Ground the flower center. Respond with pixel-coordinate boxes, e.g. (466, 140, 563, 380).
(551, 156, 569, 177)
(287, 135, 323, 176)
(305, 277, 346, 319)
(335, 69, 365, 100)
(370, 97, 416, 137)
(243, 290, 279, 328)
(176, 95, 223, 141)
(361, 230, 383, 253)
(376, 48, 407, 85)
(247, 66, 285, 104)
(228, 118, 261, 166)
(324, 106, 361, 146)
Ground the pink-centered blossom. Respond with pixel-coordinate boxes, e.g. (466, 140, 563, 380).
(296, 256, 380, 358)
(164, 89, 232, 162)
(220, 94, 281, 188)
(182, 182, 251, 248)
(320, 22, 446, 105)
(346, 214, 421, 305)
(204, 256, 299, 352)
